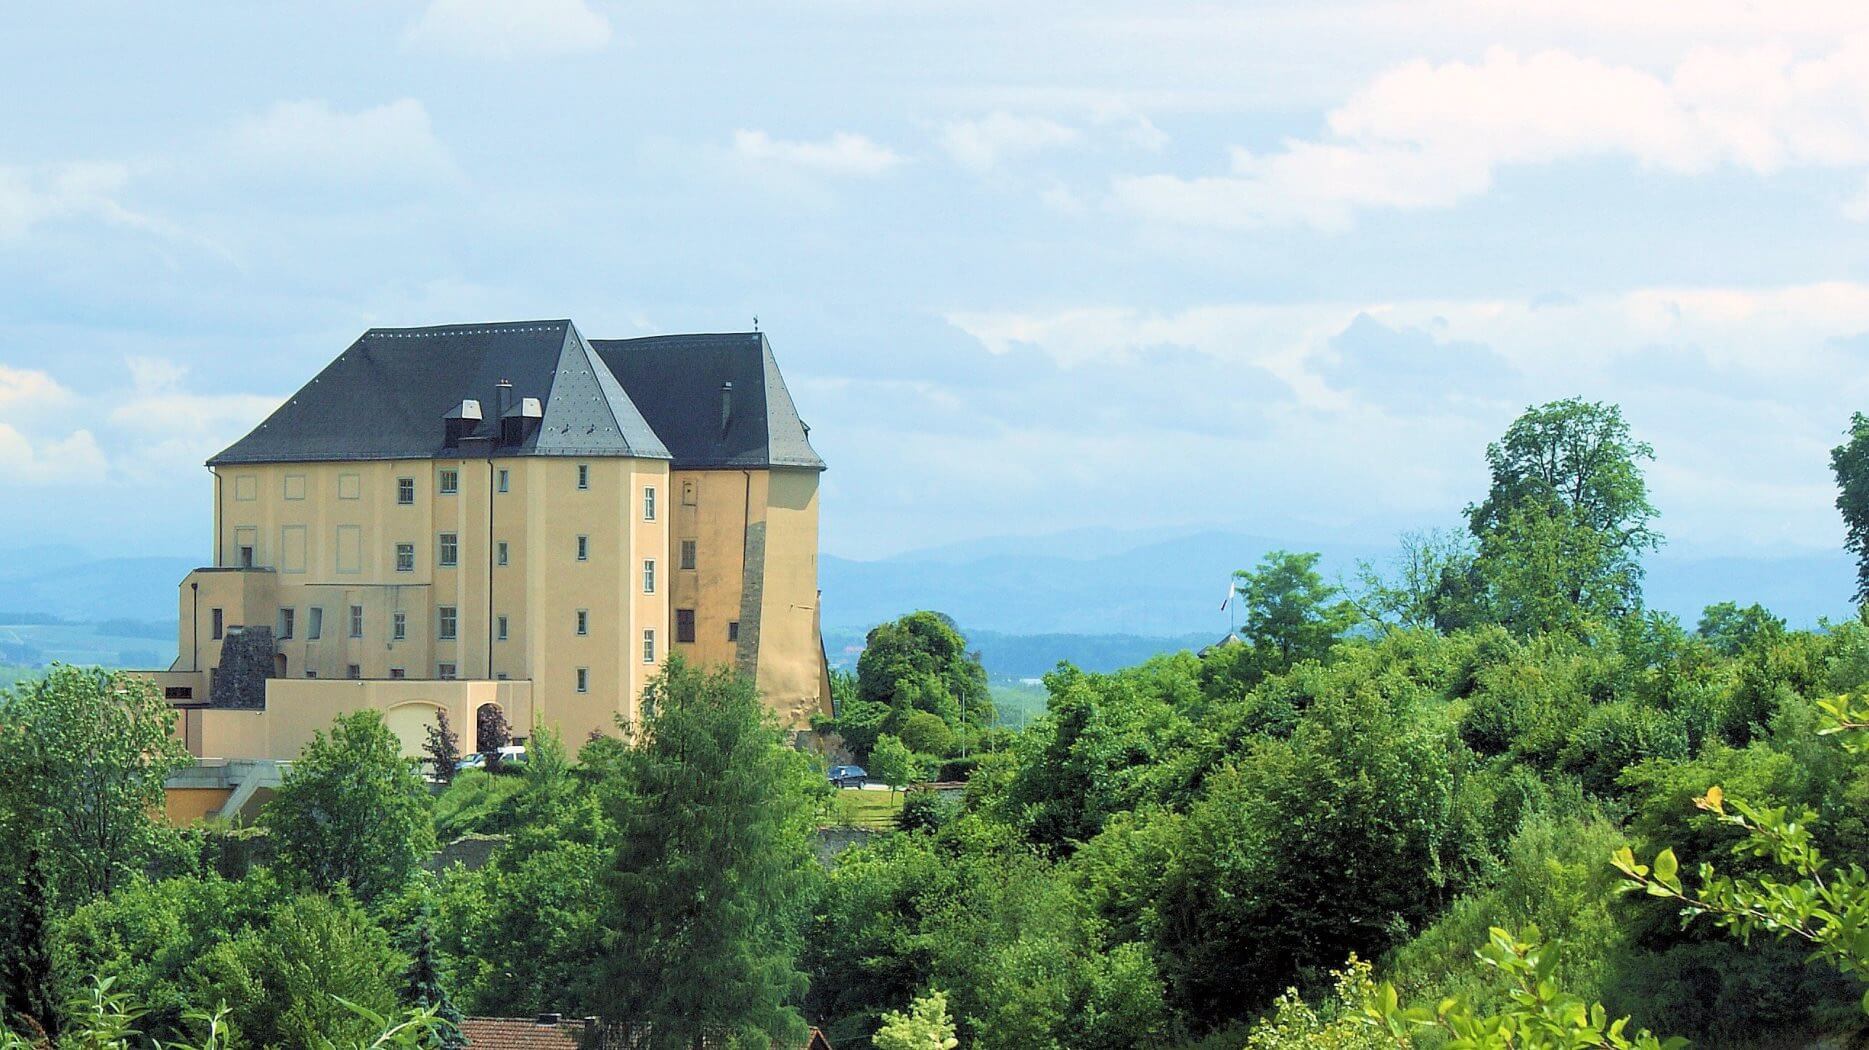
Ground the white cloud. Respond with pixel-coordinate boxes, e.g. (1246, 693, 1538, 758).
(0, 162, 158, 241)
(0, 424, 107, 485)
(1116, 39, 1869, 229)
(938, 112, 1081, 173)
(405, 0, 612, 60)
(0, 365, 76, 410)
(227, 99, 453, 182)
(732, 130, 904, 177)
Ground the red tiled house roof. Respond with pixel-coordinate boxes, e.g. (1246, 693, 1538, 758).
(461, 1018, 833, 1050)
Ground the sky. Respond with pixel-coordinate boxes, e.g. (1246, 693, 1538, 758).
(4, 1, 1869, 567)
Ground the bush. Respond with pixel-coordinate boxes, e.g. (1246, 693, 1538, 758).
(896, 710, 956, 757)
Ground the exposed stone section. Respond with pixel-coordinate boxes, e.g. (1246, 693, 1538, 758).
(735, 520, 767, 680)
(211, 626, 276, 709)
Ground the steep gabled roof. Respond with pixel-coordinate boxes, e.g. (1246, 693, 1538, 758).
(209, 321, 668, 465)
(591, 332, 825, 471)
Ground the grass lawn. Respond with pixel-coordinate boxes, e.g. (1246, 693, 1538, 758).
(832, 787, 904, 830)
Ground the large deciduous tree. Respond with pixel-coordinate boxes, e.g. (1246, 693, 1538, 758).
(1231, 550, 1357, 677)
(831, 612, 994, 760)
(0, 665, 190, 906)
(586, 658, 827, 1048)
(1831, 411, 1869, 605)
(1466, 399, 1661, 632)
(261, 710, 435, 903)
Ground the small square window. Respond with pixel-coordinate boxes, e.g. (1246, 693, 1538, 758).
(396, 543, 415, 572)
(497, 469, 509, 493)
(576, 609, 589, 636)
(643, 486, 657, 521)
(577, 464, 589, 490)
(642, 559, 656, 594)
(727, 620, 739, 643)
(642, 629, 656, 664)
(438, 662, 457, 680)
(676, 608, 695, 644)
(307, 607, 323, 640)
(389, 667, 405, 679)
(397, 477, 415, 505)
(576, 667, 589, 692)
(497, 541, 509, 566)
(438, 532, 458, 568)
(338, 473, 361, 500)
(392, 612, 407, 641)
(497, 615, 508, 641)
(576, 535, 589, 561)
(349, 605, 364, 638)
(278, 608, 295, 640)
(439, 468, 459, 495)
(346, 663, 361, 680)
(438, 606, 457, 641)
(680, 539, 697, 570)
(211, 608, 224, 641)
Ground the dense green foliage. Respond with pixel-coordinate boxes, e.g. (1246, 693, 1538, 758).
(1833, 412, 1869, 604)
(822, 612, 995, 763)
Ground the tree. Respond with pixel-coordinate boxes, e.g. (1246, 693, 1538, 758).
(0, 666, 190, 906)
(873, 990, 959, 1050)
(261, 710, 435, 904)
(1232, 550, 1357, 676)
(425, 709, 462, 785)
(1466, 399, 1661, 632)
(3, 849, 54, 1041)
(835, 612, 994, 760)
(1832, 412, 1869, 604)
(586, 658, 827, 1048)
(402, 910, 465, 1050)
(1695, 601, 1786, 656)
(475, 704, 510, 753)
(1354, 528, 1486, 633)
(871, 734, 914, 798)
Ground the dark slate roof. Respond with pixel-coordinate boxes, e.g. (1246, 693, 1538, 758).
(591, 332, 825, 471)
(209, 321, 670, 465)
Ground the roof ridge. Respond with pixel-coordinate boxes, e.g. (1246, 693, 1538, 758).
(363, 320, 571, 339)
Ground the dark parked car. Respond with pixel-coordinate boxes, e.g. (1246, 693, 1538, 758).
(828, 764, 868, 788)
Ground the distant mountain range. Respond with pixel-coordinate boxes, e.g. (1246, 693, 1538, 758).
(0, 530, 1856, 681)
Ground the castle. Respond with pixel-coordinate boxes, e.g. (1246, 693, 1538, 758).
(144, 320, 828, 778)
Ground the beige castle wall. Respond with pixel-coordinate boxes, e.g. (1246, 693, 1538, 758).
(755, 467, 828, 727)
(188, 678, 533, 761)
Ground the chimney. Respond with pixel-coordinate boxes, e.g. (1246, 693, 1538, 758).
(496, 378, 513, 419)
(720, 381, 734, 435)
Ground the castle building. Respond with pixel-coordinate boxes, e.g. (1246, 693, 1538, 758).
(146, 320, 828, 770)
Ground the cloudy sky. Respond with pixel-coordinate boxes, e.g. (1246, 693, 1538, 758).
(4, 0, 1869, 565)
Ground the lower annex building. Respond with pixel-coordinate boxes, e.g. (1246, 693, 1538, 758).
(143, 320, 830, 778)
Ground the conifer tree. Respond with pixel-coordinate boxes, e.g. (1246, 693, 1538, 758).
(3, 847, 56, 1042)
(402, 911, 465, 1050)
(585, 658, 827, 1049)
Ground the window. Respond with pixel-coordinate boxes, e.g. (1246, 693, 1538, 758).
(496, 541, 508, 566)
(728, 620, 739, 642)
(642, 629, 656, 664)
(438, 606, 457, 641)
(576, 667, 589, 693)
(642, 559, 656, 594)
(211, 608, 224, 641)
(682, 480, 696, 506)
(283, 474, 306, 500)
(643, 486, 657, 521)
(164, 685, 193, 700)
(346, 663, 361, 680)
(497, 469, 509, 493)
(234, 475, 256, 501)
(576, 535, 589, 561)
(397, 477, 415, 505)
(392, 612, 407, 641)
(439, 468, 459, 495)
(349, 605, 364, 638)
(676, 608, 695, 643)
(576, 609, 588, 635)
(278, 608, 295, 640)
(438, 663, 457, 680)
(304, 669, 317, 679)
(438, 532, 458, 567)
(680, 539, 697, 570)
(307, 607, 323, 640)
(577, 464, 589, 489)
(396, 543, 415, 572)
(497, 615, 508, 641)
(338, 473, 360, 500)
(389, 667, 405, 679)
